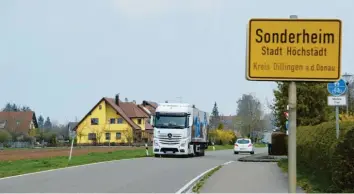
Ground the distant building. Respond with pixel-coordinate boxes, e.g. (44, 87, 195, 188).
(74, 95, 151, 144)
(0, 111, 38, 135)
(67, 122, 78, 138)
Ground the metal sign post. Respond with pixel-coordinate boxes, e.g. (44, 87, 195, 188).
(327, 78, 348, 139)
(246, 14, 341, 193)
(145, 143, 149, 156)
(68, 132, 76, 162)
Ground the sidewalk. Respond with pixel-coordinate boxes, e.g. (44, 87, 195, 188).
(200, 161, 305, 193)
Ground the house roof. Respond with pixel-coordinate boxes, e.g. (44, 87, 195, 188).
(141, 100, 158, 115)
(116, 101, 148, 118)
(0, 111, 38, 133)
(145, 122, 153, 130)
(75, 97, 151, 131)
(137, 105, 151, 117)
(103, 98, 142, 130)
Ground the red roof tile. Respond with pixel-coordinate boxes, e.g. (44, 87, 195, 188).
(0, 111, 38, 134)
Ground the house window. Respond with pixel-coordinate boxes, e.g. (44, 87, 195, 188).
(110, 118, 116, 124)
(99, 105, 102, 110)
(16, 121, 20, 126)
(91, 118, 99, 125)
(137, 119, 142, 124)
(88, 133, 96, 140)
(105, 133, 111, 140)
(116, 132, 121, 139)
(117, 118, 123, 124)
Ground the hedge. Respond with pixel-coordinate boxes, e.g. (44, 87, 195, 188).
(296, 121, 354, 192)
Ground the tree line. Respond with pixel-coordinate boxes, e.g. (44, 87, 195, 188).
(208, 94, 273, 142)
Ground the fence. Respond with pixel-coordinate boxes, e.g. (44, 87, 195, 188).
(0, 141, 32, 148)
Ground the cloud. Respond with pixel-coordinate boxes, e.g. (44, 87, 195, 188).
(112, 0, 220, 18)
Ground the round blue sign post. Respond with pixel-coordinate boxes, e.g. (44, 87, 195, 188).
(327, 78, 347, 96)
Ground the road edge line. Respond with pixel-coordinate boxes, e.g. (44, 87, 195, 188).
(175, 160, 234, 194)
(0, 157, 147, 181)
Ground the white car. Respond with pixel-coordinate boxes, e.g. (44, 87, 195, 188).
(234, 138, 255, 155)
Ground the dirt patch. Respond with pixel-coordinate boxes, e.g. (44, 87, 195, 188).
(0, 146, 142, 161)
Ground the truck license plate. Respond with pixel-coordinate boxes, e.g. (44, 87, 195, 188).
(166, 151, 173, 154)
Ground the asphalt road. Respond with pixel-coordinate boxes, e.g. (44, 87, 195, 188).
(201, 152, 305, 193)
(0, 148, 265, 193)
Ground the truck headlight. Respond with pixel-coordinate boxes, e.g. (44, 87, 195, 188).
(154, 141, 159, 147)
(180, 140, 186, 147)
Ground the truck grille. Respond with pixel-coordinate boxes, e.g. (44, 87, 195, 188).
(158, 134, 182, 145)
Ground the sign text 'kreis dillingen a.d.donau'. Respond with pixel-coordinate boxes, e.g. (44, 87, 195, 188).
(247, 19, 342, 81)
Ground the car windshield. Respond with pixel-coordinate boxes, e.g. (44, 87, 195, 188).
(236, 139, 250, 144)
(154, 114, 187, 129)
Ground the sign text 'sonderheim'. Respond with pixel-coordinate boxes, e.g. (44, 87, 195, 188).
(255, 28, 335, 57)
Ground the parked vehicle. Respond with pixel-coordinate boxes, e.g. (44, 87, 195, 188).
(152, 103, 209, 157)
(234, 138, 255, 155)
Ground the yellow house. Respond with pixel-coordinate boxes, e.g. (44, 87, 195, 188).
(74, 95, 151, 144)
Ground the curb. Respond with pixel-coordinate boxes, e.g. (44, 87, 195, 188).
(176, 161, 233, 194)
(238, 153, 287, 162)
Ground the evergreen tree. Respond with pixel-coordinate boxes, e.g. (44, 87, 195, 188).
(44, 117, 52, 129)
(21, 106, 31, 111)
(2, 103, 31, 112)
(2, 103, 13, 111)
(38, 115, 44, 129)
(210, 102, 220, 129)
(272, 82, 332, 131)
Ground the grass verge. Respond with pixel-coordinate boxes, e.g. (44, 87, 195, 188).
(0, 148, 152, 178)
(207, 144, 233, 151)
(254, 143, 266, 148)
(278, 159, 328, 193)
(192, 165, 222, 193)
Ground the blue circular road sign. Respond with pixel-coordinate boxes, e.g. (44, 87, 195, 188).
(327, 78, 347, 96)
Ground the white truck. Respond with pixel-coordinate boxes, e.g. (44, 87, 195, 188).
(152, 103, 210, 157)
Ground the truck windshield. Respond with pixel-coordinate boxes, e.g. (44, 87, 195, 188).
(154, 115, 187, 129)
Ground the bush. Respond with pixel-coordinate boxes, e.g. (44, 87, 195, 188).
(297, 121, 354, 192)
(208, 129, 236, 145)
(0, 130, 12, 143)
(270, 132, 287, 156)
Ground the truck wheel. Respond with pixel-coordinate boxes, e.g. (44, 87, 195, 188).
(199, 149, 205, 156)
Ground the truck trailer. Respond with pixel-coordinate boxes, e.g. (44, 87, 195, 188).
(152, 103, 210, 157)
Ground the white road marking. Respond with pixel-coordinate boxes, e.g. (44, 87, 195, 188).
(175, 160, 234, 194)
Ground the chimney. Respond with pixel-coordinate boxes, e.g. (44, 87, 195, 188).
(115, 94, 120, 106)
(165, 100, 168, 103)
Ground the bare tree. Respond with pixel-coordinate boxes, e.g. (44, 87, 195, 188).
(236, 94, 263, 140)
(76, 121, 88, 144)
(122, 128, 134, 146)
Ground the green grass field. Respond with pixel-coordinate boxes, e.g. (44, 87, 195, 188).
(254, 143, 267, 148)
(0, 148, 150, 178)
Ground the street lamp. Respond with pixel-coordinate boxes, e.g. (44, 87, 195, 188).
(342, 72, 353, 115)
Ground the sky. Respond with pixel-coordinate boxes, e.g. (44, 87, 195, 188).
(1, 0, 354, 124)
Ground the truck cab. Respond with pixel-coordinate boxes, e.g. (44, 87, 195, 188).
(152, 103, 208, 157)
